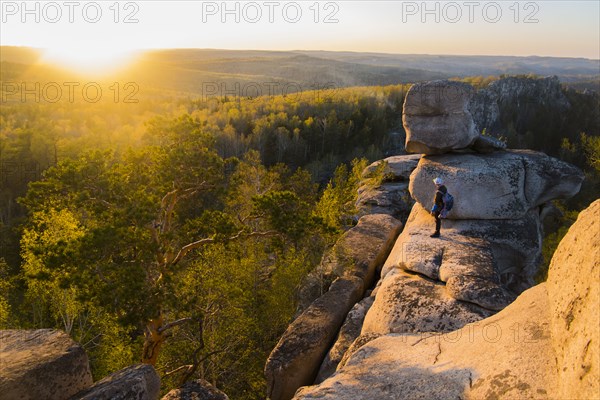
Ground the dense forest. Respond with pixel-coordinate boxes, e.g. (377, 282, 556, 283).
(1, 74, 599, 398)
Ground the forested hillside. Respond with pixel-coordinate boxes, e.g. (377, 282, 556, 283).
(1, 70, 599, 397)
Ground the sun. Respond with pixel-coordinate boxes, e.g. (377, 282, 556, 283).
(41, 43, 139, 76)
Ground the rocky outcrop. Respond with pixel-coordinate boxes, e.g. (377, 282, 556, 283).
(267, 214, 402, 400)
(547, 199, 599, 400)
(362, 268, 493, 335)
(294, 284, 555, 400)
(355, 182, 412, 219)
(403, 81, 479, 154)
(265, 277, 364, 400)
(382, 203, 543, 296)
(404, 76, 575, 156)
(0, 330, 162, 400)
(0, 329, 93, 400)
(73, 364, 160, 400)
(409, 150, 584, 220)
(161, 379, 229, 400)
(356, 154, 420, 220)
(361, 154, 421, 181)
(292, 199, 600, 400)
(296, 214, 402, 313)
(471, 75, 570, 134)
(268, 79, 589, 400)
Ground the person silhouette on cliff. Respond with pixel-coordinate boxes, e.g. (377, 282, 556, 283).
(430, 177, 447, 238)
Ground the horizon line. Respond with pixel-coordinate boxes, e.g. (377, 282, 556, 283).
(2, 45, 599, 62)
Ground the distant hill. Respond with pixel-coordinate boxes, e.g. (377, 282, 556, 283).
(1, 47, 598, 95)
(0, 46, 43, 64)
(296, 51, 600, 79)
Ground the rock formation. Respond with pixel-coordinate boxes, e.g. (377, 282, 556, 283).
(265, 213, 402, 400)
(381, 203, 543, 301)
(0, 328, 241, 400)
(547, 199, 599, 399)
(265, 276, 365, 400)
(402, 81, 479, 154)
(267, 79, 588, 400)
(355, 154, 420, 220)
(293, 199, 600, 400)
(74, 364, 161, 400)
(409, 150, 583, 220)
(314, 296, 374, 384)
(0, 329, 93, 400)
(470, 75, 570, 135)
(368, 78, 582, 351)
(296, 214, 402, 313)
(0, 329, 163, 400)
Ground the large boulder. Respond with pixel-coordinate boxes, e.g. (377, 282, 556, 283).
(265, 277, 364, 400)
(547, 199, 600, 399)
(294, 284, 555, 400)
(409, 150, 584, 220)
(161, 379, 229, 400)
(382, 203, 540, 300)
(73, 364, 160, 400)
(296, 214, 401, 313)
(403, 80, 479, 154)
(355, 182, 413, 220)
(361, 154, 421, 181)
(0, 329, 93, 400)
(356, 155, 420, 219)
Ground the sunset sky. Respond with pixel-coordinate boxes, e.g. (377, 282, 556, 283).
(1, 0, 599, 70)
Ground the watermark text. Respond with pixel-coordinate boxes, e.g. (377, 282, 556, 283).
(1, 81, 140, 103)
(1, 1, 140, 23)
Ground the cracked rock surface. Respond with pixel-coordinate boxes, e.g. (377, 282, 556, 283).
(409, 150, 584, 220)
(295, 284, 555, 400)
(293, 200, 600, 400)
(382, 203, 541, 300)
(0, 329, 93, 400)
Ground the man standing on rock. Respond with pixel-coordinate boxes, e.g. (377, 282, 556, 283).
(430, 177, 447, 238)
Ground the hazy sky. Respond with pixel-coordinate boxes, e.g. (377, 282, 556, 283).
(1, 0, 599, 59)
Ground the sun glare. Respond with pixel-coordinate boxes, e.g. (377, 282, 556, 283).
(41, 43, 138, 76)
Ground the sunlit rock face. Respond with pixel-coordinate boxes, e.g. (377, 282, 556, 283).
(294, 200, 599, 400)
(74, 364, 161, 400)
(547, 199, 600, 400)
(355, 154, 421, 221)
(0, 329, 93, 400)
(409, 150, 584, 220)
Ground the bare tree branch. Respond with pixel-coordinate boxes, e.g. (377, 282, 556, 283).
(164, 364, 192, 378)
(158, 317, 194, 334)
(171, 230, 279, 266)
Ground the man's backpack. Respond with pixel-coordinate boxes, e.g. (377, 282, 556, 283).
(440, 191, 454, 218)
